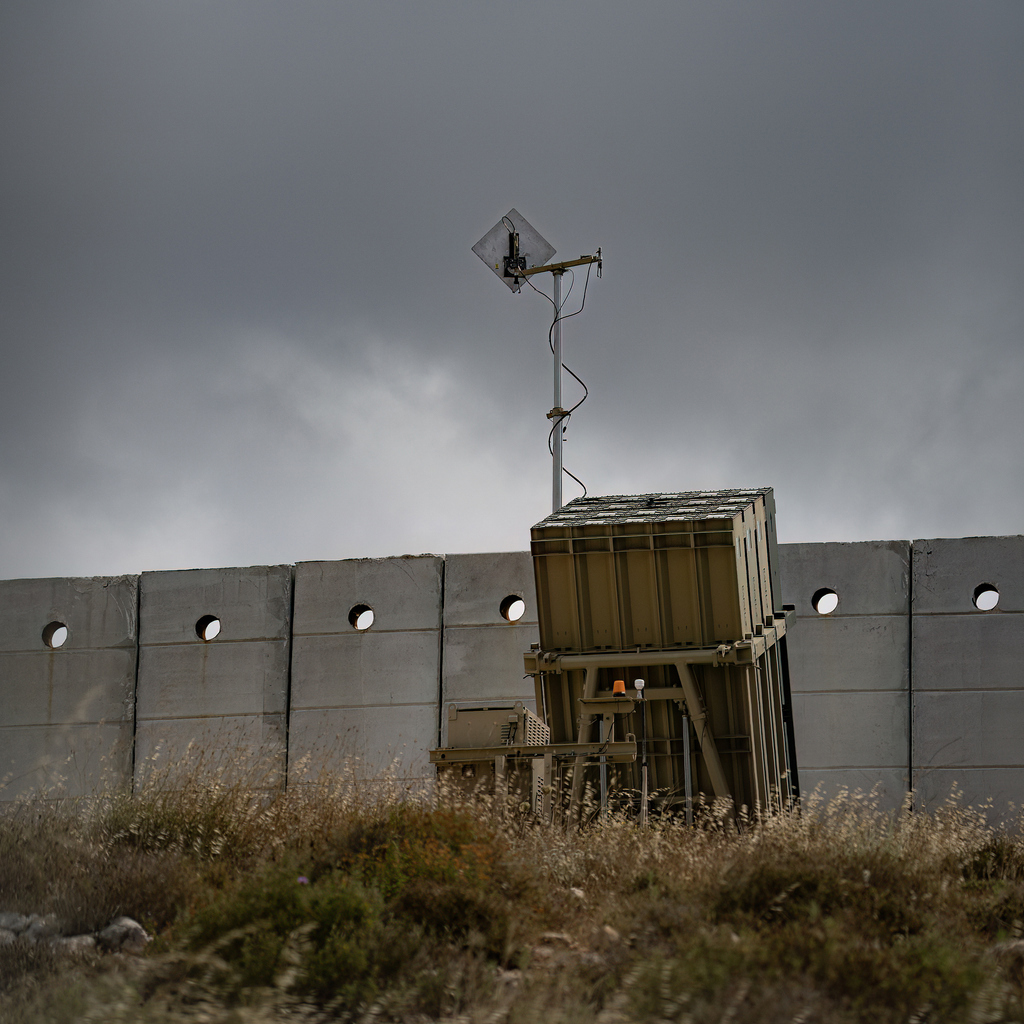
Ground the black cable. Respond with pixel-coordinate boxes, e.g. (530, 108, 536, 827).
(523, 272, 556, 312)
(563, 464, 588, 498)
(557, 260, 594, 329)
(543, 273, 594, 497)
(547, 262, 594, 369)
(559, 268, 575, 312)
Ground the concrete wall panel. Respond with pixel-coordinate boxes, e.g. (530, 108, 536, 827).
(912, 614, 1023, 689)
(133, 716, 280, 781)
(294, 557, 442, 634)
(0, 650, 134, 726)
(289, 557, 442, 784)
(780, 542, 911, 803)
(135, 566, 292, 783)
(442, 551, 536, 625)
(0, 575, 137, 799)
(0, 576, 138, 652)
(288, 706, 436, 780)
(139, 567, 291, 642)
(914, 768, 1024, 814)
(291, 632, 440, 709)
(440, 553, 538, 730)
(914, 691, 1024, 768)
(797, 768, 909, 812)
(792, 691, 908, 769)
(779, 541, 910, 617)
(912, 537, 1024, 816)
(442, 625, 538, 706)
(137, 643, 289, 720)
(784, 616, 908, 693)
(0, 723, 132, 799)
(913, 537, 1024, 614)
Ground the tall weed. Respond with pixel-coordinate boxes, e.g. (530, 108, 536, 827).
(1, 766, 1023, 1023)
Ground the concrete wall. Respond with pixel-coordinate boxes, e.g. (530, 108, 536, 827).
(0, 575, 137, 798)
(1, 539, 1021, 816)
(912, 537, 1024, 812)
(777, 537, 1024, 815)
(289, 556, 443, 782)
(440, 551, 538, 742)
(134, 566, 292, 785)
(779, 542, 911, 810)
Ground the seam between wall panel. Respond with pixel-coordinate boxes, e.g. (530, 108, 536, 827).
(436, 556, 446, 748)
(914, 686, 1024, 693)
(0, 646, 139, 655)
(290, 627, 442, 638)
(284, 566, 296, 789)
(131, 577, 142, 795)
(908, 541, 914, 808)
(789, 688, 908, 695)
(140, 636, 296, 648)
(0, 719, 120, 730)
(287, 702, 439, 713)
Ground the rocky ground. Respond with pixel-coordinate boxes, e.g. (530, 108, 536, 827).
(0, 910, 150, 954)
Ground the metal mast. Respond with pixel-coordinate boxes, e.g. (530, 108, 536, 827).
(472, 209, 601, 512)
(551, 270, 563, 512)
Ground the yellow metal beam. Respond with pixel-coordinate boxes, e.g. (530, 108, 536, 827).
(519, 254, 601, 277)
(674, 660, 732, 801)
(578, 696, 638, 716)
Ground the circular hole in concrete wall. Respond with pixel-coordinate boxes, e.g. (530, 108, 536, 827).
(973, 584, 1000, 611)
(42, 621, 68, 649)
(195, 615, 221, 641)
(349, 604, 374, 630)
(500, 595, 526, 622)
(812, 588, 839, 615)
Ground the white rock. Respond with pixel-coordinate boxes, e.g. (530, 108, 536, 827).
(56, 934, 97, 953)
(98, 916, 150, 954)
(0, 912, 30, 934)
(24, 915, 59, 943)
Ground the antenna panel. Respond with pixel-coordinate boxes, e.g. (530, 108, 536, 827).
(472, 209, 556, 291)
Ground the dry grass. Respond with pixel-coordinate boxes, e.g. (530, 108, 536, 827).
(2, 758, 1023, 1023)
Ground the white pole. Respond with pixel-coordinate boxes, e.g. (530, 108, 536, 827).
(636, 678, 648, 828)
(552, 270, 563, 513)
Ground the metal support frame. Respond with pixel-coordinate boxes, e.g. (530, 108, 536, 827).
(578, 696, 637, 817)
(431, 687, 638, 824)
(524, 646, 746, 809)
(674, 660, 731, 800)
(524, 620, 793, 677)
(568, 665, 599, 819)
(520, 254, 600, 278)
(429, 740, 637, 765)
(682, 713, 693, 825)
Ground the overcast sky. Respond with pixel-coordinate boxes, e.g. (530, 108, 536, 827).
(2, 1, 1021, 581)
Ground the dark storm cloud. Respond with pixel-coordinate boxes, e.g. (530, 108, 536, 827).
(1, 2, 1021, 578)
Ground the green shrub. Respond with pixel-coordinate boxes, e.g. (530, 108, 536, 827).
(184, 861, 382, 1001)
